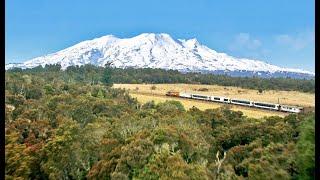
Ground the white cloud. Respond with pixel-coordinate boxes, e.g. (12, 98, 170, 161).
(228, 33, 268, 60)
(248, 39, 262, 50)
(229, 33, 262, 51)
(275, 30, 314, 50)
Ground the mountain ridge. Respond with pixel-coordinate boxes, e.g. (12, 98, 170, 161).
(5, 33, 314, 78)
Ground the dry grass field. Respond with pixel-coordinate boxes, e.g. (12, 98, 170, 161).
(113, 83, 315, 119)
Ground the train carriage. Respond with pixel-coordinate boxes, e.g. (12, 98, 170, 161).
(180, 92, 192, 98)
(191, 94, 210, 101)
(230, 99, 253, 106)
(280, 105, 303, 113)
(253, 101, 280, 111)
(222, 97, 231, 103)
(211, 96, 230, 103)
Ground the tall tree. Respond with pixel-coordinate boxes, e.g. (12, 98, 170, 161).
(102, 63, 113, 86)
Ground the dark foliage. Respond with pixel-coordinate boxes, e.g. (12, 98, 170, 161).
(7, 64, 315, 93)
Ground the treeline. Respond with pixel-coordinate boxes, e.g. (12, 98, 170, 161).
(7, 64, 315, 93)
(5, 67, 315, 179)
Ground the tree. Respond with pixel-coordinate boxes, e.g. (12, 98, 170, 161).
(71, 103, 96, 127)
(156, 100, 186, 113)
(296, 114, 315, 179)
(97, 89, 104, 99)
(25, 87, 43, 100)
(5, 131, 39, 179)
(102, 64, 113, 86)
(137, 147, 208, 179)
(41, 120, 106, 179)
(44, 84, 55, 95)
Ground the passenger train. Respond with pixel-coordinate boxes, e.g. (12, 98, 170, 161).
(166, 91, 303, 113)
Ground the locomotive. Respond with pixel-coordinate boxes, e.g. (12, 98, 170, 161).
(165, 91, 303, 113)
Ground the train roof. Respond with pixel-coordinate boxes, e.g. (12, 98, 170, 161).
(231, 98, 252, 102)
(191, 93, 210, 96)
(211, 95, 228, 98)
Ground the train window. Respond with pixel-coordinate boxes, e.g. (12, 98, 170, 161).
(254, 102, 275, 108)
(224, 99, 229, 101)
(193, 95, 208, 98)
(214, 97, 220, 100)
(231, 100, 250, 104)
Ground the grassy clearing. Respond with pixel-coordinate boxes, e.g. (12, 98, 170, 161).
(114, 83, 314, 119)
(129, 93, 286, 119)
(114, 83, 314, 107)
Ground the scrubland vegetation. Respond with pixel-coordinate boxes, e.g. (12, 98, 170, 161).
(5, 65, 314, 179)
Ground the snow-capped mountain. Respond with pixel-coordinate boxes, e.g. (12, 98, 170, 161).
(5, 33, 314, 79)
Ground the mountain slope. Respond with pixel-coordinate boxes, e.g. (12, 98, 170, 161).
(5, 33, 314, 78)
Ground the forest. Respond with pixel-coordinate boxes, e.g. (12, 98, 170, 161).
(5, 65, 315, 179)
(8, 64, 315, 93)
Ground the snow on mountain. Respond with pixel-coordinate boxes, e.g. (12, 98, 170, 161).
(5, 33, 314, 78)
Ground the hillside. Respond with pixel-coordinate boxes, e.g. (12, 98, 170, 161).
(6, 33, 314, 79)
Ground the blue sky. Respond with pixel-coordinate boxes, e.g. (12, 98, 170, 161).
(5, 0, 314, 72)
